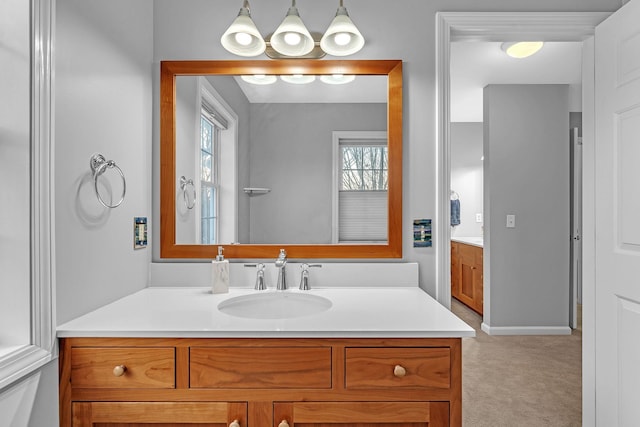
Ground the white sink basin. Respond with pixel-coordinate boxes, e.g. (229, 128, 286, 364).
(217, 291, 332, 320)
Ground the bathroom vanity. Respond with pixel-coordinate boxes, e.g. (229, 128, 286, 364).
(451, 238, 484, 315)
(58, 287, 474, 427)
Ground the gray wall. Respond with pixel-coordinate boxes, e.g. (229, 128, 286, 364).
(55, 0, 154, 325)
(483, 84, 570, 329)
(248, 103, 386, 244)
(151, 0, 619, 294)
(451, 123, 484, 238)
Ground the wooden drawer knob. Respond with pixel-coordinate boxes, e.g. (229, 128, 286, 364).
(278, 421, 290, 427)
(229, 420, 240, 427)
(112, 365, 127, 377)
(393, 364, 407, 377)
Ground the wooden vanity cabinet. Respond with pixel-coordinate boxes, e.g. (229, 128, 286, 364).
(60, 337, 462, 427)
(451, 242, 483, 315)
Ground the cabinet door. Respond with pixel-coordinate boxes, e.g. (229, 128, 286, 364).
(273, 402, 449, 427)
(457, 246, 483, 314)
(72, 402, 246, 427)
(450, 243, 460, 298)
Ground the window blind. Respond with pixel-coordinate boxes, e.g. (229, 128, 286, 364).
(201, 98, 228, 130)
(339, 191, 388, 242)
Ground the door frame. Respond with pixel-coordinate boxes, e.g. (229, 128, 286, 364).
(435, 11, 609, 426)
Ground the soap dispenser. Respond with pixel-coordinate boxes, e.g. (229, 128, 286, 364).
(211, 246, 229, 294)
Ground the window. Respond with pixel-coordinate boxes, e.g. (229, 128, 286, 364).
(199, 114, 218, 244)
(333, 131, 388, 243)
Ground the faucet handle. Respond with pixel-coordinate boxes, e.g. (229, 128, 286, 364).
(299, 263, 322, 290)
(245, 263, 267, 290)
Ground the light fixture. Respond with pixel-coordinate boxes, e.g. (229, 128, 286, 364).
(220, 0, 266, 57)
(501, 41, 544, 59)
(240, 74, 277, 85)
(319, 74, 356, 84)
(221, 0, 365, 59)
(320, 0, 365, 57)
(270, 0, 315, 57)
(280, 74, 316, 84)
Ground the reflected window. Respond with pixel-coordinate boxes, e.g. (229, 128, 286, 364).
(199, 112, 219, 244)
(333, 131, 388, 243)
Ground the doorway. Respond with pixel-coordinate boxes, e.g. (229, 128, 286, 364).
(435, 10, 610, 422)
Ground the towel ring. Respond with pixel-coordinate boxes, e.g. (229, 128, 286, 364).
(90, 153, 126, 208)
(180, 176, 196, 210)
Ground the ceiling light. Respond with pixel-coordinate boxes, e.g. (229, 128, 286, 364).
(240, 74, 277, 85)
(221, 0, 365, 59)
(501, 41, 544, 59)
(280, 74, 316, 84)
(220, 1, 266, 57)
(320, 74, 356, 84)
(320, 0, 365, 56)
(270, 0, 315, 57)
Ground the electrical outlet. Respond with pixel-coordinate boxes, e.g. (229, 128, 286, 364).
(475, 213, 483, 223)
(506, 214, 516, 228)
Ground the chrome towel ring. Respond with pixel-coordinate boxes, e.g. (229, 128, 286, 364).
(90, 153, 126, 208)
(180, 176, 196, 210)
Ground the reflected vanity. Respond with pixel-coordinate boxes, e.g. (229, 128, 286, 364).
(160, 60, 403, 259)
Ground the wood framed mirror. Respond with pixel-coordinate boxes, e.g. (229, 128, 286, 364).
(160, 60, 402, 259)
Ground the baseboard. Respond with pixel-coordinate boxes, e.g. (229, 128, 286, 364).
(481, 322, 572, 336)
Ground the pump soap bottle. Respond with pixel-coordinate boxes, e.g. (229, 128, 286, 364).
(211, 246, 229, 294)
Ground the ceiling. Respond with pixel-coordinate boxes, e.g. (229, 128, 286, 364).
(451, 41, 583, 122)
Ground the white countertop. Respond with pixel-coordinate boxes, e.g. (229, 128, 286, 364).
(452, 236, 483, 248)
(57, 287, 475, 339)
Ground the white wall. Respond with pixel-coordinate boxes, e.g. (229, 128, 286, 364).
(151, 0, 619, 295)
(483, 84, 570, 331)
(55, 0, 154, 324)
(451, 123, 484, 238)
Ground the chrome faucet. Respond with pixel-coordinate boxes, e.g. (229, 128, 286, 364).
(275, 249, 288, 290)
(299, 263, 322, 290)
(244, 263, 268, 290)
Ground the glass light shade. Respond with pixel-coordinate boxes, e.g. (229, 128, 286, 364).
(240, 74, 277, 85)
(501, 41, 544, 59)
(221, 8, 266, 57)
(270, 7, 315, 57)
(320, 6, 364, 56)
(280, 74, 316, 84)
(320, 74, 355, 84)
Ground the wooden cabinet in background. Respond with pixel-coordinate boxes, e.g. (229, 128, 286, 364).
(60, 337, 463, 427)
(451, 242, 483, 315)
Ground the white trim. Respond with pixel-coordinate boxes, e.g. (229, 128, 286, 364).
(0, 0, 56, 391)
(481, 323, 572, 336)
(331, 131, 388, 244)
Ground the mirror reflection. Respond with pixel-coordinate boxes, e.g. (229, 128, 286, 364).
(175, 73, 388, 245)
(160, 60, 403, 259)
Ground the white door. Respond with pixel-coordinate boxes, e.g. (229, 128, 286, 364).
(595, 0, 640, 424)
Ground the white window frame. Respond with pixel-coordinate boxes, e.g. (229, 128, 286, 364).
(194, 77, 238, 245)
(0, 0, 55, 390)
(332, 131, 388, 244)
(196, 114, 220, 244)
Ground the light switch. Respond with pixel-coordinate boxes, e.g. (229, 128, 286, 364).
(475, 213, 483, 223)
(506, 214, 516, 228)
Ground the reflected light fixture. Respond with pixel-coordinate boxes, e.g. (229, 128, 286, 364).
(320, 0, 365, 57)
(501, 41, 544, 59)
(220, 0, 266, 57)
(240, 74, 277, 85)
(280, 74, 316, 84)
(221, 0, 365, 58)
(320, 74, 356, 84)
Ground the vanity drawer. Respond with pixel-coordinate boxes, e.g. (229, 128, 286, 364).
(190, 347, 332, 389)
(345, 347, 451, 389)
(70, 347, 175, 389)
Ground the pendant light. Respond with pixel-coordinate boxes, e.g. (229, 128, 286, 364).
(220, 0, 266, 57)
(270, 0, 315, 57)
(320, 0, 365, 56)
